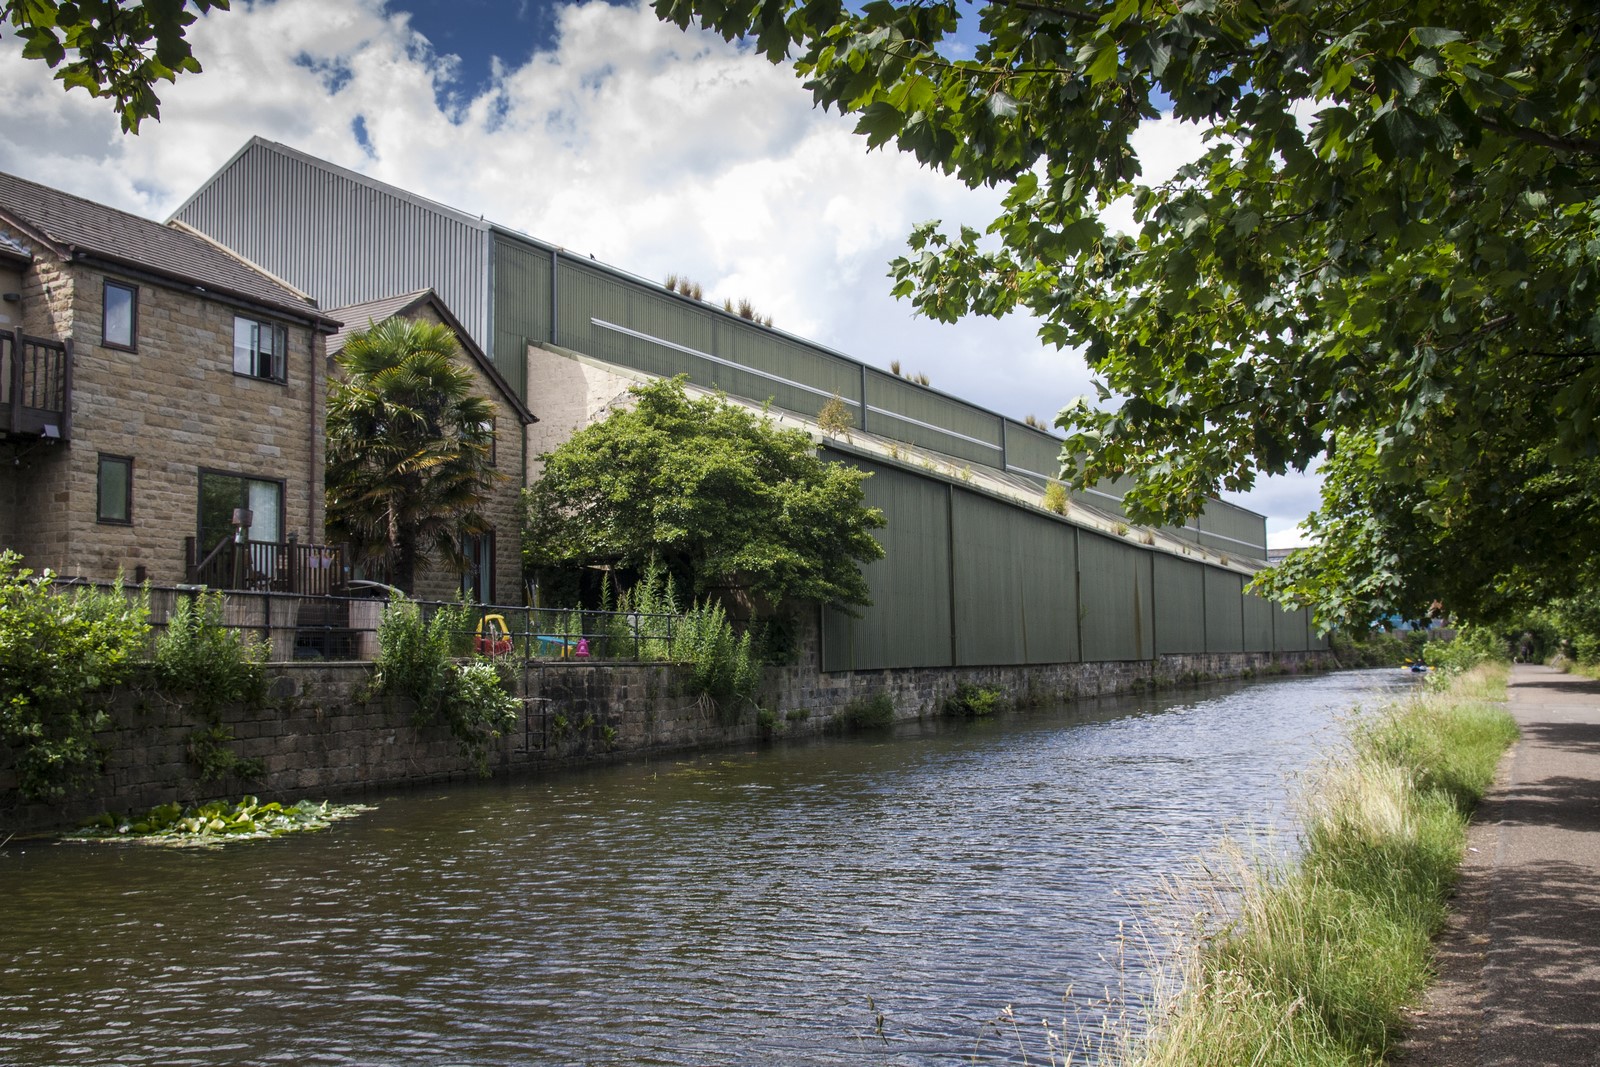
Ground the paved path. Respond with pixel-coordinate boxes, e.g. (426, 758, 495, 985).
(1399, 665, 1600, 1065)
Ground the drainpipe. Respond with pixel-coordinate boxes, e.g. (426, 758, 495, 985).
(308, 328, 317, 544)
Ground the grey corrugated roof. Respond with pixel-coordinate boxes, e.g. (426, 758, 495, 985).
(0, 169, 333, 324)
(328, 289, 536, 425)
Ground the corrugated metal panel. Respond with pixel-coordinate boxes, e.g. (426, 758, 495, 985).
(864, 370, 1003, 467)
(1276, 605, 1310, 652)
(1204, 568, 1246, 653)
(176, 141, 491, 354)
(820, 457, 953, 672)
(556, 258, 861, 420)
(1194, 501, 1268, 559)
(490, 237, 553, 398)
(951, 490, 1078, 665)
(1243, 590, 1276, 651)
(1079, 532, 1152, 661)
(1001, 420, 1062, 480)
(1153, 555, 1206, 654)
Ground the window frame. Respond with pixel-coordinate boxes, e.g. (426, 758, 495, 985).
(96, 454, 133, 525)
(102, 280, 138, 352)
(460, 528, 496, 604)
(196, 468, 285, 550)
(232, 315, 290, 384)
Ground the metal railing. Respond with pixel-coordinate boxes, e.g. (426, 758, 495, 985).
(51, 578, 685, 664)
(185, 537, 345, 596)
(1, 328, 72, 440)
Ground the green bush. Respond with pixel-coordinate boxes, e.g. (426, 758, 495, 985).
(376, 593, 518, 774)
(829, 691, 895, 733)
(0, 552, 150, 801)
(155, 590, 267, 717)
(1423, 624, 1508, 674)
(943, 681, 1007, 717)
(672, 598, 762, 716)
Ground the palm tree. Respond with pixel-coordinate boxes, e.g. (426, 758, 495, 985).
(326, 318, 501, 594)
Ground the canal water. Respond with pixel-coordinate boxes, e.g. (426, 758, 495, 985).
(1, 670, 1413, 1066)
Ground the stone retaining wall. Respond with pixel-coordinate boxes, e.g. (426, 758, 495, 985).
(1, 617, 1332, 834)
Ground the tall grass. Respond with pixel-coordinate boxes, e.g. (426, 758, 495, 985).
(1123, 665, 1516, 1067)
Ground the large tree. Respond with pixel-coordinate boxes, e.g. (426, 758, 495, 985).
(524, 377, 885, 611)
(656, 0, 1600, 627)
(3, 0, 228, 131)
(326, 318, 501, 595)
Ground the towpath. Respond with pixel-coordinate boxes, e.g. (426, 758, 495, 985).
(1399, 664, 1600, 1065)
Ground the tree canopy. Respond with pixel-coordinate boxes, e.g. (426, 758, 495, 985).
(3, 0, 227, 131)
(524, 377, 886, 611)
(656, 0, 1600, 627)
(326, 318, 501, 595)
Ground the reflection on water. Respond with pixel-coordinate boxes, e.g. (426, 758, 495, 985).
(0, 670, 1413, 1065)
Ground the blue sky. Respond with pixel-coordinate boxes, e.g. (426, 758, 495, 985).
(0, 0, 1318, 543)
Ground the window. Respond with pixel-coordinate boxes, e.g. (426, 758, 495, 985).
(102, 281, 136, 350)
(96, 455, 132, 524)
(461, 529, 495, 604)
(198, 470, 282, 551)
(233, 316, 288, 381)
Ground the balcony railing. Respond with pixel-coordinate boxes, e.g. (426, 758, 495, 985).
(0, 328, 72, 441)
(185, 536, 345, 596)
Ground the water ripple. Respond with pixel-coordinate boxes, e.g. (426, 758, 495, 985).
(0, 670, 1411, 1065)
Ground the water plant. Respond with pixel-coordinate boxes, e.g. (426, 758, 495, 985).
(68, 795, 373, 847)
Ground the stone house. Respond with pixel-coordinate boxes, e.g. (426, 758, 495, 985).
(0, 170, 342, 590)
(326, 289, 535, 605)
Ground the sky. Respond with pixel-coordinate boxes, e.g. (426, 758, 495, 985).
(0, 0, 1319, 545)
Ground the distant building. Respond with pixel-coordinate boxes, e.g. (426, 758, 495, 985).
(172, 137, 1327, 663)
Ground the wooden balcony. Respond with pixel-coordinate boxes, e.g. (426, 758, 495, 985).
(186, 536, 346, 596)
(0, 328, 72, 441)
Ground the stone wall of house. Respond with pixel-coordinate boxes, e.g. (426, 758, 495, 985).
(0, 611, 1331, 834)
(0, 234, 325, 585)
(397, 303, 525, 606)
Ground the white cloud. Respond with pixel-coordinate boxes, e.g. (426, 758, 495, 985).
(0, 0, 1316, 534)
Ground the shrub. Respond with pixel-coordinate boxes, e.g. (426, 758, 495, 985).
(944, 681, 1007, 717)
(1042, 481, 1069, 515)
(1423, 624, 1508, 674)
(0, 553, 149, 801)
(672, 598, 762, 717)
(155, 590, 267, 719)
(817, 392, 853, 437)
(375, 593, 518, 774)
(829, 692, 895, 733)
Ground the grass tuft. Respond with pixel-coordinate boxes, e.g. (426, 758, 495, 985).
(1122, 665, 1517, 1067)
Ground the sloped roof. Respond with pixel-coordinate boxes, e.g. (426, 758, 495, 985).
(0, 229, 30, 264)
(328, 289, 536, 424)
(0, 169, 335, 325)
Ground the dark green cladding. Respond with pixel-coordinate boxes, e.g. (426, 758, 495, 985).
(1153, 555, 1207, 654)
